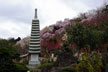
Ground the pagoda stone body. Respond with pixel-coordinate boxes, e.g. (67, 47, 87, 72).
(29, 9, 40, 65)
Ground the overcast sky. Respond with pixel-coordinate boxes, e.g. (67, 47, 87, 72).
(0, 0, 106, 39)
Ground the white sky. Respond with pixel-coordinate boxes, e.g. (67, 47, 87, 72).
(0, 0, 106, 39)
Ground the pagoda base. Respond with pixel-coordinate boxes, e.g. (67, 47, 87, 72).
(29, 60, 40, 65)
(28, 54, 40, 69)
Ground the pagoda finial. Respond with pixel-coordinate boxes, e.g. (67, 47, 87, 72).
(35, 8, 37, 19)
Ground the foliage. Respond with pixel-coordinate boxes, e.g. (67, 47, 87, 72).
(66, 23, 85, 48)
(62, 41, 69, 47)
(76, 52, 103, 72)
(76, 60, 94, 72)
(62, 67, 77, 72)
(66, 21, 108, 51)
(91, 52, 103, 71)
(8, 37, 21, 44)
(0, 39, 28, 72)
(0, 39, 19, 60)
(14, 63, 29, 72)
(36, 62, 53, 69)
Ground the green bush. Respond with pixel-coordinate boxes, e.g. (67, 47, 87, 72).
(14, 63, 29, 72)
(76, 60, 94, 72)
(0, 39, 28, 72)
(76, 52, 103, 72)
(36, 62, 53, 69)
(66, 22, 108, 52)
(62, 67, 77, 72)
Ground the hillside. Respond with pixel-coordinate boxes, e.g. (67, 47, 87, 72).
(16, 4, 108, 55)
(15, 4, 108, 72)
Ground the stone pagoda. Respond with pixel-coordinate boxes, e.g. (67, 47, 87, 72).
(29, 9, 40, 65)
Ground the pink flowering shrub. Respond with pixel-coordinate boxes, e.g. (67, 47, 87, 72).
(55, 28, 65, 35)
(41, 36, 62, 51)
(16, 36, 30, 54)
(42, 32, 52, 40)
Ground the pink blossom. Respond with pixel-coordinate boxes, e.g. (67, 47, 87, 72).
(42, 32, 52, 40)
(48, 26, 54, 33)
(55, 28, 65, 35)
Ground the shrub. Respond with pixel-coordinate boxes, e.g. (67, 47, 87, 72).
(14, 63, 29, 72)
(0, 39, 28, 72)
(62, 67, 77, 72)
(36, 62, 53, 69)
(76, 60, 94, 72)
